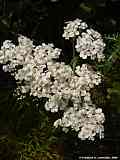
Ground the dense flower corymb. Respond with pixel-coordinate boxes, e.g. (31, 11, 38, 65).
(62, 18, 88, 40)
(75, 29, 105, 61)
(63, 18, 105, 62)
(54, 105, 105, 140)
(0, 19, 105, 141)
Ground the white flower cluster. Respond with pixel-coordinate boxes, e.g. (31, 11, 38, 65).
(75, 29, 106, 61)
(62, 18, 88, 40)
(0, 36, 34, 72)
(54, 105, 105, 140)
(0, 36, 62, 95)
(0, 40, 16, 64)
(63, 18, 105, 61)
(0, 27, 105, 140)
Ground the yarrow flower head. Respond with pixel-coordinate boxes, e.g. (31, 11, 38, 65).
(54, 105, 105, 141)
(62, 19, 105, 62)
(75, 29, 106, 61)
(0, 18, 105, 141)
(62, 18, 88, 40)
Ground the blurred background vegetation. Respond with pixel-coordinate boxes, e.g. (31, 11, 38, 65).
(0, 0, 120, 159)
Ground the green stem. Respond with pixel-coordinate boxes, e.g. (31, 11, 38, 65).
(72, 38, 75, 58)
(72, 38, 76, 72)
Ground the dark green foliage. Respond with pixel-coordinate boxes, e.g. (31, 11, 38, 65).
(0, 81, 63, 159)
(96, 33, 120, 113)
